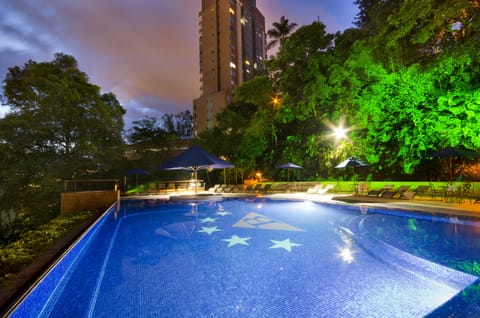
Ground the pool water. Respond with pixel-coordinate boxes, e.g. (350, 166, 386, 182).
(9, 198, 480, 317)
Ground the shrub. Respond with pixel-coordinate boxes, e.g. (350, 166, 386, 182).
(0, 210, 96, 286)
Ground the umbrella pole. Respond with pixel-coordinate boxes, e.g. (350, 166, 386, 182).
(194, 169, 198, 194)
(352, 167, 356, 194)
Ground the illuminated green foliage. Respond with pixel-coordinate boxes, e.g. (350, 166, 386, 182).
(200, 2, 480, 180)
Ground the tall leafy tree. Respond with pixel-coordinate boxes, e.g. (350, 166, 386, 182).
(266, 16, 298, 52)
(0, 53, 125, 225)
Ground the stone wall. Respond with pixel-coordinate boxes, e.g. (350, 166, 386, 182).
(60, 190, 120, 214)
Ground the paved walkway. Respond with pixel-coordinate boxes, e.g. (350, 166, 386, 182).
(131, 191, 480, 218)
(266, 192, 480, 218)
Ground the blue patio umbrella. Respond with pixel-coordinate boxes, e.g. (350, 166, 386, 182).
(335, 157, 369, 193)
(157, 146, 234, 193)
(276, 162, 302, 181)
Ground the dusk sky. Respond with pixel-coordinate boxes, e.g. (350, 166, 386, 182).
(0, 1, 358, 127)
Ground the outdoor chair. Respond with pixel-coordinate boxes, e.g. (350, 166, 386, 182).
(366, 190, 382, 197)
(260, 184, 272, 194)
(252, 183, 262, 193)
(306, 184, 323, 194)
(222, 185, 235, 193)
(357, 182, 368, 195)
(365, 184, 396, 198)
(429, 183, 444, 201)
(215, 184, 227, 193)
(443, 183, 457, 202)
(400, 185, 429, 200)
(244, 184, 254, 192)
(380, 191, 397, 199)
(392, 186, 410, 198)
(208, 184, 221, 192)
(231, 185, 243, 193)
(316, 184, 334, 194)
(457, 183, 473, 204)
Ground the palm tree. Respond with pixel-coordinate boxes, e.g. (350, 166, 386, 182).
(266, 16, 298, 51)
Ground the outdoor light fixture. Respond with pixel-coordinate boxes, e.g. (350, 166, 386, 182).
(327, 117, 352, 143)
(270, 94, 281, 108)
(334, 125, 347, 141)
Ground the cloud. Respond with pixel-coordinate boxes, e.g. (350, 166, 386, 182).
(0, 0, 358, 125)
(0, 0, 200, 122)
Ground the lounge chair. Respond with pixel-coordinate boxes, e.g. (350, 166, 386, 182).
(366, 190, 381, 197)
(400, 185, 429, 200)
(380, 191, 397, 199)
(231, 185, 244, 193)
(429, 183, 444, 201)
(366, 185, 396, 198)
(316, 184, 334, 194)
(208, 184, 221, 192)
(243, 184, 254, 192)
(393, 185, 410, 197)
(215, 184, 227, 193)
(260, 184, 272, 194)
(306, 184, 323, 194)
(251, 184, 262, 193)
(222, 185, 234, 193)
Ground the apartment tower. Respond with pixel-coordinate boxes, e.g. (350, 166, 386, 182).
(193, 0, 266, 134)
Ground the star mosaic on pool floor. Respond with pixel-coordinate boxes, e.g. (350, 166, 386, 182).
(221, 234, 251, 247)
(197, 211, 303, 252)
(269, 238, 302, 252)
(197, 226, 223, 235)
(199, 217, 218, 223)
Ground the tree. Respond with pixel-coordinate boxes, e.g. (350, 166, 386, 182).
(266, 16, 298, 52)
(0, 53, 125, 226)
(161, 110, 194, 139)
(124, 110, 194, 172)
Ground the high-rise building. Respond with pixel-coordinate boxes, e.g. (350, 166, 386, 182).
(193, 0, 266, 134)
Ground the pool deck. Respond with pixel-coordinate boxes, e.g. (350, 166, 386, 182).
(269, 192, 480, 218)
(127, 191, 480, 218)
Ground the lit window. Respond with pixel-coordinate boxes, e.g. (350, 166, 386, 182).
(244, 60, 250, 65)
(230, 62, 236, 69)
(241, 17, 247, 25)
(229, 7, 235, 15)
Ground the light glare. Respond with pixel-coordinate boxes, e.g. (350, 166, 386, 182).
(340, 248, 354, 263)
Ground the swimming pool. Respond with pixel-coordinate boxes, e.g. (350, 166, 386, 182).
(7, 197, 480, 317)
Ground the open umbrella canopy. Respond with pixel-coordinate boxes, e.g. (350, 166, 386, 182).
(335, 157, 369, 194)
(276, 162, 303, 169)
(335, 157, 370, 168)
(157, 146, 234, 193)
(157, 146, 234, 171)
(276, 162, 302, 181)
